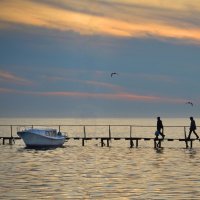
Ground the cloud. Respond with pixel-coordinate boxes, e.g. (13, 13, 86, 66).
(0, 70, 33, 85)
(85, 80, 123, 92)
(0, 0, 200, 43)
(0, 88, 15, 93)
(40, 68, 124, 92)
(44, 75, 123, 92)
(0, 87, 186, 104)
(126, 73, 176, 84)
(38, 91, 162, 102)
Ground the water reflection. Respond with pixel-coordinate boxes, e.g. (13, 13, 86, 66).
(185, 149, 197, 159)
(24, 146, 66, 151)
(1, 142, 200, 199)
(155, 147, 164, 154)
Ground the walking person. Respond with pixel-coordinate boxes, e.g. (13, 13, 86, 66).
(187, 117, 199, 139)
(155, 117, 165, 139)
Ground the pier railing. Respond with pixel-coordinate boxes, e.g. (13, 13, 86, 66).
(0, 125, 199, 148)
(0, 124, 197, 138)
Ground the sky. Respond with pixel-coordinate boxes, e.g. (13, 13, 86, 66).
(0, 0, 200, 118)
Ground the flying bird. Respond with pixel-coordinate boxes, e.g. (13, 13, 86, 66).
(186, 101, 193, 106)
(111, 72, 118, 77)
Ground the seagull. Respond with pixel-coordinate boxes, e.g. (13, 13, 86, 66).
(186, 101, 193, 106)
(111, 72, 118, 77)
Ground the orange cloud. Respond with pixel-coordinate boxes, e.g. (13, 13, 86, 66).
(28, 91, 188, 104)
(0, 70, 32, 85)
(0, 87, 186, 104)
(0, 88, 16, 93)
(126, 73, 176, 84)
(0, 0, 200, 43)
(85, 80, 123, 92)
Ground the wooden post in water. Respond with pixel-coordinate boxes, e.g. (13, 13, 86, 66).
(130, 139, 134, 148)
(184, 126, 189, 148)
(129, 126, 135, 148)
(101, 138, 104, 147)
(190, 140, 193, 148)
(9, 138, 12, 145)
(82, 139, 85, 146)
(10, 125, 13, 145)
(136, 139, 139, 148)
(82, 126, 86, 146)
(106, 139, 110, 147)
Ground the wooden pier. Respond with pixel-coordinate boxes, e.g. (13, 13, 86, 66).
(0, 135, 198, 149)
(0, 137, 21, 145)
(0, 124, 199, 148)
(66, 137, 199, 149)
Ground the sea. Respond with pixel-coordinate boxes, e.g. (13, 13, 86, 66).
(0, 118, 200, 200)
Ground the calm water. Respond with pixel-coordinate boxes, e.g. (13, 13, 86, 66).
(1, 118, 200, 199)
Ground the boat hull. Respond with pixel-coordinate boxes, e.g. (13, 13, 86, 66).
(17, 131, 66, 147)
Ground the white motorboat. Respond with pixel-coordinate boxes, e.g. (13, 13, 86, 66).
(17, 128, 66, 148)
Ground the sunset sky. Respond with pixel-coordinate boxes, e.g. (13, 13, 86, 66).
(0, 0, 200, 117)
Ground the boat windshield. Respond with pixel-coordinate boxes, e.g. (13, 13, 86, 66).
(45, 129, 57, 137)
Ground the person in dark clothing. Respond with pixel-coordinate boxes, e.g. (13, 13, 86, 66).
(187, 117, 199, 139)
(155, 117, 165, 139)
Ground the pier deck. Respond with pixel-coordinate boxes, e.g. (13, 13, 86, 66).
(66, 137, 199, 148)
(0, 136, 198, 149)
